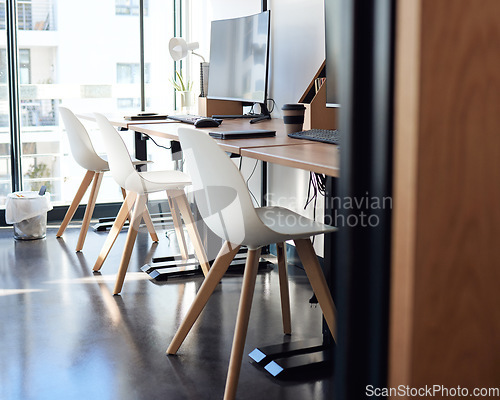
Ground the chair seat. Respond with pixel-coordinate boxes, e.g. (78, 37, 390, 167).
(88, 158, 149, 173)
(255, 206, 337, 244)
(136, 170, 192, 193)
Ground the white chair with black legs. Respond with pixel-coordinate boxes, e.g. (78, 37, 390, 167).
(168, 127, 337, 400)
(56, 107, 158, 252)
(93, 114, 210, 295)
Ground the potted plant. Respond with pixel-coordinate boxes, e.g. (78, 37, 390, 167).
(171, 71, 194, 112)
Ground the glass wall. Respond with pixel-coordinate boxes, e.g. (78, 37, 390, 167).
(0, 0, 183, 209)
(15, 0, 140, 205)
(0, 0, 11, 204)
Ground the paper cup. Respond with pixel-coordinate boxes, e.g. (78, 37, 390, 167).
(282, 104, 306, 134)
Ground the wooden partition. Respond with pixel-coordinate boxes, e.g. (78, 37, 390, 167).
(390, 0, 500, 396)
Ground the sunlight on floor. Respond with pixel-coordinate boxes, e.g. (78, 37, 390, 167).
(43, 272, 151, 285)
(0, 288, 46, 297)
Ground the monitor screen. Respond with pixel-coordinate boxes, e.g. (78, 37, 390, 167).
(325, 0, 341, 107)
(207, 11, 270, 104)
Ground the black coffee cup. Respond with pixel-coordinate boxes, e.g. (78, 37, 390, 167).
(282, 104, 306, 134)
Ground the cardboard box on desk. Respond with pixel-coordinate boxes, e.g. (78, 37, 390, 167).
(299, 61, 338, 130)
(198, 97, 243, 117)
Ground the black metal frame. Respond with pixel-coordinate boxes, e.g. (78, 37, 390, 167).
(6, 0, 22, 192)
(333, 0, 395, 398)
(139, 0, 146, 112)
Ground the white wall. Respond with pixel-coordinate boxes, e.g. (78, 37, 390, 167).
(267, 0, 326, 254)
(267, 0, 325, 113)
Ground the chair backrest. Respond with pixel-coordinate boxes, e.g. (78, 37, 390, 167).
(178, 127, 267, 246)
(59, 107, 108, 172)
(94, 113, 145, 193)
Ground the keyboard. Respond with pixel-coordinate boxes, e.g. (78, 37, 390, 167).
(287, 129, 340, 145)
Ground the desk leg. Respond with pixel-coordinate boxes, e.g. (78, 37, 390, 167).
(261, 160, 269, 255)
(323, 176, 337, 346)
(261, 161, 267, 207)
(246, 175, 337, 378)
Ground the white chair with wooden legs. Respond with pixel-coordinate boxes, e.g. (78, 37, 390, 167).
(168, 128, 337, 400)
(93, 114, 210, 295)
(56, 107, 158, 252)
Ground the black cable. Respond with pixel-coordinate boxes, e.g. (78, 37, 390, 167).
(249, 103, 256, 114)
(304, 172, 317, 210)
(304, 172, 327, 245)
(245, 158, 260, 206)
(266, 98, 277, 113)
(140, 132, 171, 150)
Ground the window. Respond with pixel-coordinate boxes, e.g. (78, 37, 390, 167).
(12, 1, 144, 203)
(0, 49, 30, 84)
(117, 98, 151, 109)
(116, 62, 150, 84)
(17, 0, 32, 30)
(19, 49, 31, 83)
(1, 0, 180, 209)
(0, 49, 33, 130)
(117, 62, 150, 110)
(0, 0, 53, 31)
(115, 0, 148, 16)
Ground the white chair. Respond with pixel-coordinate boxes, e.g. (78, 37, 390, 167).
(168, 127, 337, 400)
(93, 114, 210, 295)
(56, 107, 158, 252)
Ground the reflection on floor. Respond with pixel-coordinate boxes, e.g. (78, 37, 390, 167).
(0, 222, 333, 400)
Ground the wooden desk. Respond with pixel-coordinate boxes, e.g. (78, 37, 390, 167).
(128, 119, 340, 176)
(78, 115, 340, 174)
(129, 118, 308, 155)
(241, 143, 339, 177)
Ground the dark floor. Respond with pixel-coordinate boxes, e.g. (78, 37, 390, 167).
(0, 220, 333, 400)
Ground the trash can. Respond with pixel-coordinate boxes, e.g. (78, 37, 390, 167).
(5, 191, 52, 240)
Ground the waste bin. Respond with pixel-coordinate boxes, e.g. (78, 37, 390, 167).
(5, 191, 52, 240)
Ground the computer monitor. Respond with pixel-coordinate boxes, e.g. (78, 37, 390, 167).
(324, 0, 341, 107)
(207, 11, 271, 122)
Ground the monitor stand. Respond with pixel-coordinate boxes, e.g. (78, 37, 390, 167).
(212, 102, 271, 124)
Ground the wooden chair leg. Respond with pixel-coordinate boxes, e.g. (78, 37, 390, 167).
(76, 171, 103, 252)
(120, 187, 131, 223)
(142, 204, 159, 242)
(167, 241, 240, 355)
(93, 192, 137, 271)
(169, 189, 210, 275)
(121, 187, 157, 241)
(56, 170, 95, 237)
(294, 239, 337, 340)
(223, 248, 261, 400)
(167, 193, 189, 259)
(277, 242, 292, 335)
(113, 194, 147, 295)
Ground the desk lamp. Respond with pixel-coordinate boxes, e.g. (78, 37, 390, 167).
(168, 37, 209, 97)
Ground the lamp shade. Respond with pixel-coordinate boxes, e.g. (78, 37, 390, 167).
(169, 38, 200, 61)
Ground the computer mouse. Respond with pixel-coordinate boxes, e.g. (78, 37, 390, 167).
(194, 118, 221, 128)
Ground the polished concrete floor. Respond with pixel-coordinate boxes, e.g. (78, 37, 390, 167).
(0, 221, 333, 400)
